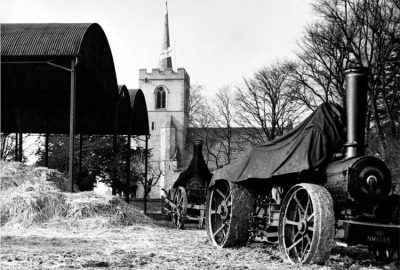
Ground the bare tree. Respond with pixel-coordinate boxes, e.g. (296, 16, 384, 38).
(211, 87, 236, 165)
(187, 85, 247, 168)
(296, 0, 400, 157)
(1, 133, 16, 160)
(235, 61, 305, 145)
(187, 84, 213, 128)
(1, 133, 39, 162)
(293, 21, 350, 109)
(137, 159, 164, 199)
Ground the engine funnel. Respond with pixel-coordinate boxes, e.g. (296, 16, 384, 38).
(192, 140, 204, 177)
(344, 67, 369, 158)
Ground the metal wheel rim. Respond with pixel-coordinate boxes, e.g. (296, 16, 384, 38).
(208, 181, 233, 246)
(173, 188, 186, 228)
(281, 186, 315, 263)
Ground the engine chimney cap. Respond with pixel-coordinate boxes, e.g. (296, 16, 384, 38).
(193, 140, 203, 145)
(344, 67, 370, 77)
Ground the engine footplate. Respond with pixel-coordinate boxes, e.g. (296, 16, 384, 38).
(336, 220, 400, 248)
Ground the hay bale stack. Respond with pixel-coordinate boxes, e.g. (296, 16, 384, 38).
(0, 161, 32, 189)
(0, 162, 68, 227)
(65, 192, 152, 227)
(0, 161, 152, 228)
(0, 161, 71, 192)
(29, 166, 71, 191)
(0, 191, 66, 226)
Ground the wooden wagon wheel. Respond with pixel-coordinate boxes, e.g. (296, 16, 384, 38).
(172, 186, 187, 229)
(278, 183, 334, 264)
(205, 179, 254, 247)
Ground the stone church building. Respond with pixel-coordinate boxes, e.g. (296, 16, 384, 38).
(136, 4, 253, 198)
(137, 4, 192, 198)
(134, 4, 282, 199)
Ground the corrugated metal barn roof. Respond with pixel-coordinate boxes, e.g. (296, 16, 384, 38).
(117, 86, 149, 135)
(1, 23, 91, 57)
(128, 89, 149, 135)
(1, 23, 149, 136)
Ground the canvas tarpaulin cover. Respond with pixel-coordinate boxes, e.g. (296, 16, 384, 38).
(211, 103, 345, 184)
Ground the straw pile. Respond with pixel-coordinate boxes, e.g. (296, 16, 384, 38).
(63, 192, 151, 227)
(0, 161, 70, 191)
(0, 161, 152, 228)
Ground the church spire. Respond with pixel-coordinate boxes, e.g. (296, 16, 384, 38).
(159, 1, 173, 70)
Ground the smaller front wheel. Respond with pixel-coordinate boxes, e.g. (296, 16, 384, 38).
(172, 187, 187, 229)
(278, 183, 335, 264)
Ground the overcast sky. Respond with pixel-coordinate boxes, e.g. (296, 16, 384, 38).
(1, 0, 316, 94)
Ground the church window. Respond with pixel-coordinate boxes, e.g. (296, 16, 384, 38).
(156, 87, 166, 109)
(151, 122, 155, 130)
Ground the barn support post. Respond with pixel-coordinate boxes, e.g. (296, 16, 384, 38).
(68, 57, 77, 192)
(79, 133, 83, 180)
(45, 133, 49, 167)
(16, 108, 23, 162)
(14, 133, 18, 161)
(18, 132, 22, 162)
(112, 133, 117, 196)
(126, 129, 131, 203)
(112, 102, 119, 196)
(144, 135, 149, 214)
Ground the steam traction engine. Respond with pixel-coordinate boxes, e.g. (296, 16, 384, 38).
(205, 67, 400, 264)
(163, 140, 212, 229)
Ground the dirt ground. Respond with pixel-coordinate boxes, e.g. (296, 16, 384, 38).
(1, 220, 399, 270)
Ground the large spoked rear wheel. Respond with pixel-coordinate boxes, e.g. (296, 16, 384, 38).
(173, 187, 187, 229)
(278, 183, 334, 264)
(206, 179, 254, 247)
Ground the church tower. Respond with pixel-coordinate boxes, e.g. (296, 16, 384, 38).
(139, 2, 190, 197)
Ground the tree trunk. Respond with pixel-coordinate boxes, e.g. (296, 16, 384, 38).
(369, 91, 386, 158)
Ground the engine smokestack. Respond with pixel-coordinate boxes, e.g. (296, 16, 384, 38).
(344, 67, 369, 158)
(192, 140, 203, 177)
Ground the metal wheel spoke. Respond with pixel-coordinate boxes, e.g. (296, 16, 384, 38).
(179, 194, 183, 204)
(300, 237, 311, 261)
(297, 207, 303, 220)
(306, 212, 314, 222)
(213, 223, 226, 237)
(285, 218, 301, 227)
(221, 226, 227, 238)
(307, 226, 314, 232)
(287, 237, 302, 252)
(216, 188, 226, 200)
(226, 192, 232, 206)
(304, 195, 310, 214)
(293, 193, 305, 214)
